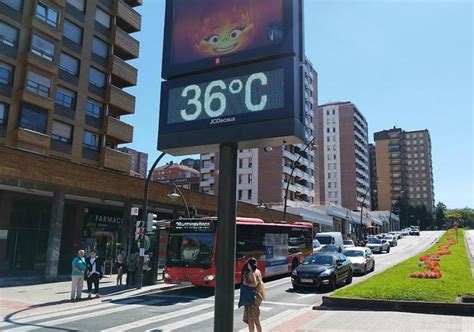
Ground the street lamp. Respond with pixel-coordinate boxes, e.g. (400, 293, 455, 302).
(167, 182, 191, 218)
(359, 185, 370, 241)
(283, 138, 317, 221)
(257, 199, 275, 223)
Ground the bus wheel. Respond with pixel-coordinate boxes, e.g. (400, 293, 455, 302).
(291, 259, 299, 271)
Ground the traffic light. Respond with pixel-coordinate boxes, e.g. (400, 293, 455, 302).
(146, 213, 158, 232)
(135, 220, 145, 241)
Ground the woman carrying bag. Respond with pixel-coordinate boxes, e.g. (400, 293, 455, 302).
(238, 257, 265, 332)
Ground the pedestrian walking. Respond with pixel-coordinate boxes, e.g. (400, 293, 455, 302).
(242, 257, 265, 332)
(71, 249, 86, 301)
(85, 249, 104, 298)
(115, 250, 126, 286)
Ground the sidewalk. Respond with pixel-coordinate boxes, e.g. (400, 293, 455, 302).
(0, 274, 174, 319)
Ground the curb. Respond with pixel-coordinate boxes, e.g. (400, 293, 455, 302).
(315, 296, 474, 317)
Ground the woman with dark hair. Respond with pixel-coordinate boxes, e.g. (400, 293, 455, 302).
(85, 249, 103, 298)
(242, 257, 265, 332)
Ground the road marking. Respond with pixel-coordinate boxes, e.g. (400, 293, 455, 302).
(4, 299, 165, 331)
(101, 303, 214, 332)
(262, 301, 307, 307)
(237, 309, 298, 332)
(0, 298, 141, 329)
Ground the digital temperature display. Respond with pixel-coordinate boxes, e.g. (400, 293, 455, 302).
(167, 70, 284, 124)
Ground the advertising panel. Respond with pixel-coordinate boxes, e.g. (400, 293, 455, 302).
(158, 56, 305, 155)
(162, 0, 302, 79)
(264, 233, 289, 276)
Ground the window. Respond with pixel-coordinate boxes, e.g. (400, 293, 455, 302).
(238, 190, 242, 200)
(26, 71, 51, 97)
(59, 52, 79, 76)
(248, 159, 252, 168)
(92, 36, 108, 58)
(326, 128, 329, 133)
(248, 190, 252, 200)
(85, 99, 103, 118)
(238, 174, 243, 184)
(0, 62, 13, 85)
(83, 130, 100, 150)
(36, 2, 58, 27)
(248, 174, 252, 184)
(63, 20, 83, 44)
(52, 121, 73, 143)
(67, 0, 85, 11)
(0, 102, 7, 125)
(239, 158, 243, 168)
(0, 22, 18, 47)
(31, 34, 55, 61)
(19, 104, 47, 133)
(95, 8, 111, 28)
(1, 0, 22, 11)
(89, 67, 106, 88)
(55, 86, 76, 109)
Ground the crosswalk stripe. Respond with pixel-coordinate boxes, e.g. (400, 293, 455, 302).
(238, 309, 297, 332)
(0, 298, 141, 329)
(101, 303, 214, 332)
(147, 306, 238, 332)
(260, 309, 309, 331)
(4, 299, 165, 331)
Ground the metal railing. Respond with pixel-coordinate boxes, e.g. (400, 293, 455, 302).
(26, 80, 50, 97)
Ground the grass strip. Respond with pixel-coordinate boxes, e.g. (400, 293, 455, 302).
(333, 229, 474, 302)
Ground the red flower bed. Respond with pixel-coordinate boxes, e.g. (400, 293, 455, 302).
(410, 230, 457, 279)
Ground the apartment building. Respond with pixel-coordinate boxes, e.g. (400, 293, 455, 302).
(0, 0, 142, 278)
(152, 163, 200, 191)
(317, 101, 370, 211)
(199, 59, 319, 207)
(368, 143, 378, 210)
(374, 127, 435, 213)
(118, 147, 148, 178)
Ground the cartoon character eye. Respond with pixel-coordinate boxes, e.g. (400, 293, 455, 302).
(205, 34, 221, 45)
(229, 28, 244, 40)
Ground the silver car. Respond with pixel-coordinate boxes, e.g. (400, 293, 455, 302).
(366, 237, 390, 253)
(343, 248, 375, 274)
(383, 234, 398, 247)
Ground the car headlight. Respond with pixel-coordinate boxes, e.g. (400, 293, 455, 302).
(318, 269, 332, 277)
(203, 274, 215, 282)
(164, 273, 171, 279)
(291, 269, 297, 276)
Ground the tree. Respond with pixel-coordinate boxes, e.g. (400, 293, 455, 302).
(445, 208, 474, 229)
(435, 202, 447, 229)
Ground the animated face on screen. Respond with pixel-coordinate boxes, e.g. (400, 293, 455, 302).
(194, 6, 257, 56)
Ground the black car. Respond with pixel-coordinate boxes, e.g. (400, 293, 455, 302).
(291, 253, 352, 290)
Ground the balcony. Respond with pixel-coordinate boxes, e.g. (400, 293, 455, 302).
(32, 19, 61, 41)
(27, 53, 58, 75)
(103, 147, 131, 173)
(85, 115, 103, 129)
(15, 127, 50, 154)
(115, 0, 141, 33)
(0, 2, 22, 22)
(82, 147, 101, 161)
(62, 37, 82, 54)
(110, 56, 137, 88)
(65, 3, 85, 22)
(94, 21, 111, 39)
(107, 85, 135, 115)
(50, 139, 72, 154)
(54, 104, 75, 120)
(105, 116, 133, 144)
(113, 26, 139, 60)
(99, 0, 114, 8)
(52, 0, 66, 7)
(0, 37, 18, 59)
(20, 89, 54, 111)
(89, 83, 106, 97)
(124, 0, 143, 7)
(58, 68, 79, 86)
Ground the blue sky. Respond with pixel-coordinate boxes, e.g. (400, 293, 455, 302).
(125, 0, 473, 209)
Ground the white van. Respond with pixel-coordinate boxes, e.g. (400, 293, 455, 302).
(314, 232, 344, 253)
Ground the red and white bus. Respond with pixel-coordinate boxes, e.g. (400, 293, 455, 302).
(163, 217, 313, 287)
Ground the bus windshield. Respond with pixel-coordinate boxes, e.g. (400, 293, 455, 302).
(166, 232, 214, 268)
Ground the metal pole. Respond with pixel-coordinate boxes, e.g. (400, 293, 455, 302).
(214, 143, 238, 332)
(171, 181, 191, 218)
(137, 151, 166, 289)
(360, 186, 369, 241)
(259, 199, 275, 223)
(283, 138, 315, 221)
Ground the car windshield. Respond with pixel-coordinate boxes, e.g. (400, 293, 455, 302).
(315, 236, 332, 245)
(313, 240, 321, 248)
(343, 240, 353, 245)
(368, 238, 381, 244)
(321, 245, 338, 252)
(166, 232, 214, 268)
(302, 254, 334, 266)
(343, 250, 364, 257)
(385, 236, 393, 240)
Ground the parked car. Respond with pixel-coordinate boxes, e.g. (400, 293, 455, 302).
(313, 239, 323, 253)
(401, 228, 411, 236)
(291, 253, 352, 290)
(383, 234, 398, 247)
(314, 232, 344, 253)
(409, 227, 420, 236)
(343, 240, 355, 249)
(343, 247, 375, 274)
(390, 231, 402, 239)
(365, 237, 390, 253)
